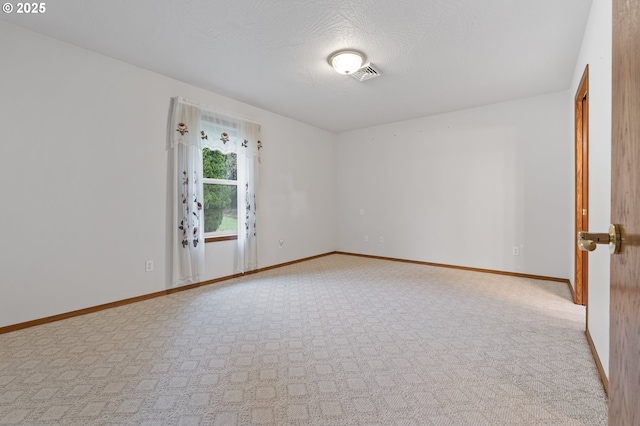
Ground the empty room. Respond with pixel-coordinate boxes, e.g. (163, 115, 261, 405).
(2, 0, 639, 425)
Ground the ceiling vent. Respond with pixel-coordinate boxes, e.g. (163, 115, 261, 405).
(350, 63, 381, 81)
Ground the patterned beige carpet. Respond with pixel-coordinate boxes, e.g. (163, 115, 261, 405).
(0, 254, 607, 425)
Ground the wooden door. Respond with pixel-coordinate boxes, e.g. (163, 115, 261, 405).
(575, 65, 589, 306)
(609, 0, 640, 423)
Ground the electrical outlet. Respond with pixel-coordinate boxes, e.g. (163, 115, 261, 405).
(379, 236, 384, 243)
(512, 247, 519, 256)
(364, 235, 369, 242)
(359, 208, 364, 215)
(145, 260, 154, 272)
(278, 239, 284, 248)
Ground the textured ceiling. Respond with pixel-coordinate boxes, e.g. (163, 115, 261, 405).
(1, 0, 592, 132)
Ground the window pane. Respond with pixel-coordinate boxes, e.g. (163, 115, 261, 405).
(203, 183, 237, 234)
(203, 148, 237, 180)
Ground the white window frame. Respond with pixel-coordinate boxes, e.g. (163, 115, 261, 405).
(201, 116, 239, 239)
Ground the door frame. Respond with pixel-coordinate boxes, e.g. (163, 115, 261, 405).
(574, 65, 589, 306)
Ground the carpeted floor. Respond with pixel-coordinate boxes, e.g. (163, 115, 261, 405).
(0, 254, 607, 425)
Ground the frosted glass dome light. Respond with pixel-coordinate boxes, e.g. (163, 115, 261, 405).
(330, 51, 364, 75)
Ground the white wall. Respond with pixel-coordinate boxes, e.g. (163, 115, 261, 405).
(570, 0, 612, 379)
(335, 92, 574, 279)
(0, 22, 335, 328)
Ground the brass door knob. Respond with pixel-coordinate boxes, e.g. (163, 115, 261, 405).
(578, 224, 621, 254)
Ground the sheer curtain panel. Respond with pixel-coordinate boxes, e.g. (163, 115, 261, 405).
(168, 98, 205, 286)
(237, 120, 261, 272)
(199, 109, 260, 273)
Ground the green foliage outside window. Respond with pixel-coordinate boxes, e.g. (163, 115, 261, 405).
(203, 148, 238, 233)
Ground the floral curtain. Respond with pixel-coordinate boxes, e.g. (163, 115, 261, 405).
(237, 120, 261, 272)
(200, 112, 239, 155)
(198, 110, 260, 273)
(168, 98, 205, 286)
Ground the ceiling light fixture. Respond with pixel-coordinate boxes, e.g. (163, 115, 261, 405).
(329, 50, 364, 75)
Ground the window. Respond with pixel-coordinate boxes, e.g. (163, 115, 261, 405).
(169, 96, 260, 274)
(201, 115, 239, 239)
(202, 149, 237, 236)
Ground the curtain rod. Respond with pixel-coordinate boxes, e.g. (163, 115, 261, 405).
(174, 96, 261, 126)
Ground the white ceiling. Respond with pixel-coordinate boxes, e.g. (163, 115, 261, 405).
(1, 0, 592, 132)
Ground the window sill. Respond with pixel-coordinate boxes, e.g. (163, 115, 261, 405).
(205, 235, 238, 243)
